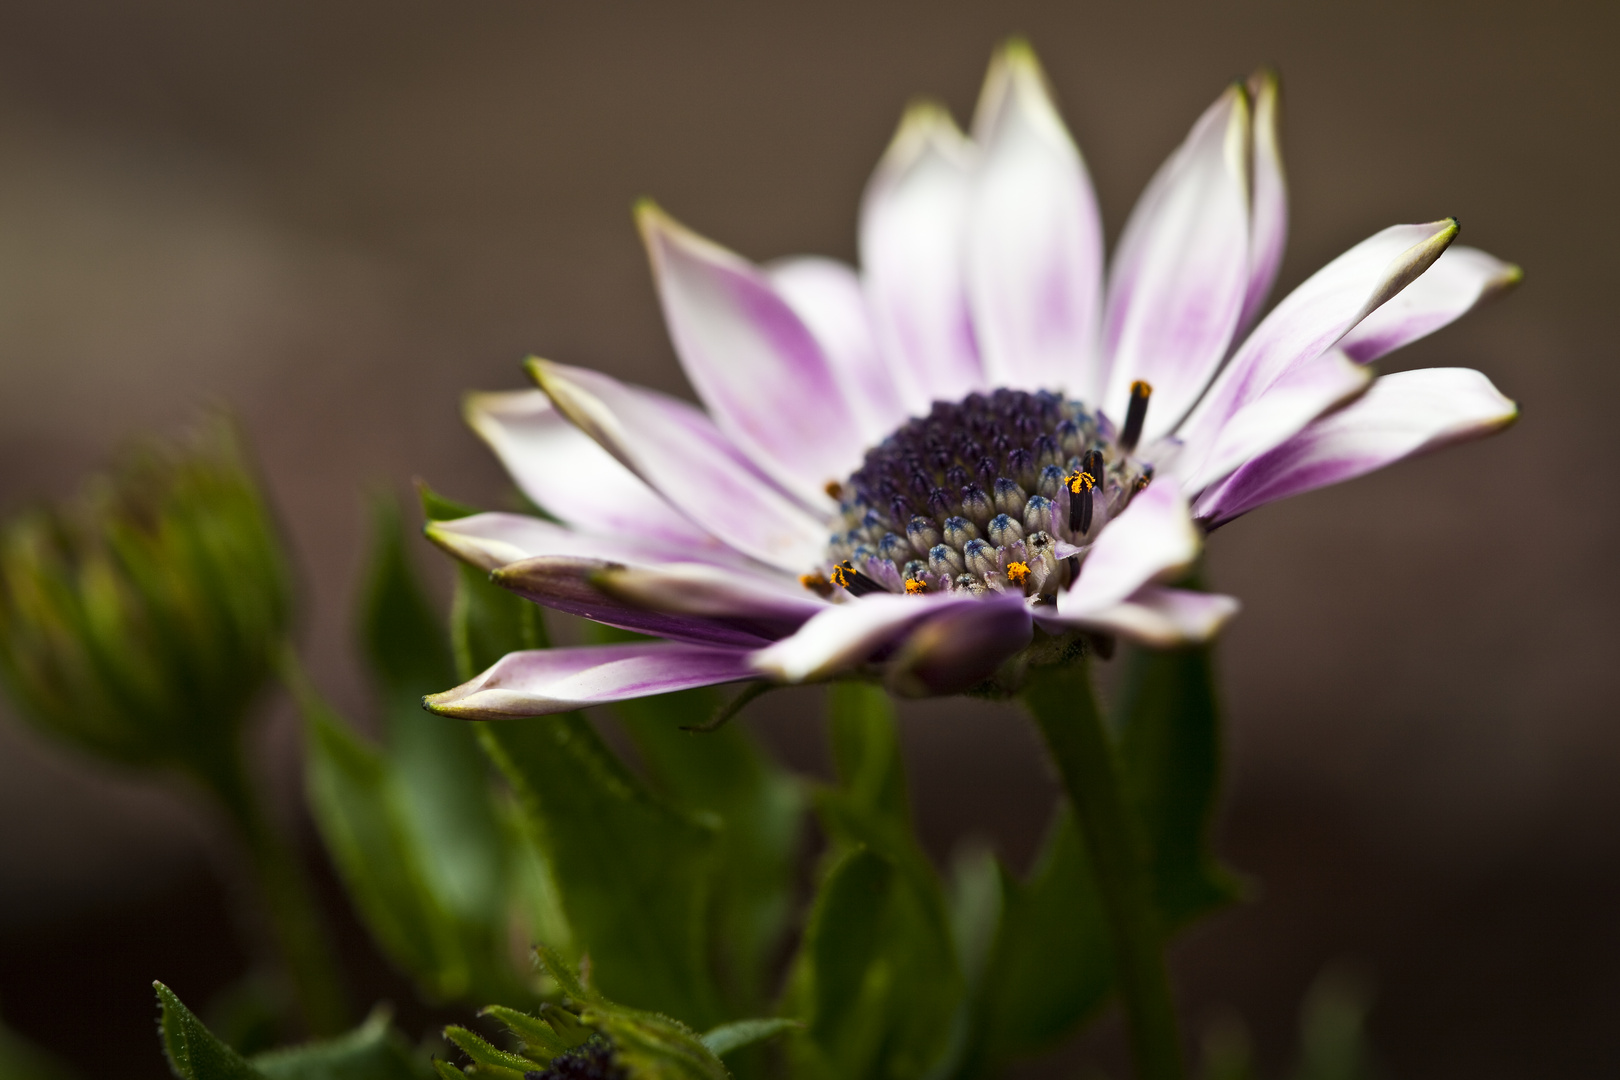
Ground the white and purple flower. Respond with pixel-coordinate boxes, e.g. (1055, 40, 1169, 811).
(425, 42, 1518, 718)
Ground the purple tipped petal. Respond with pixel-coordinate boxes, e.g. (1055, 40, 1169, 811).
(860, 102, 985, 413)
(966, 41, 1104, 397)
(886, 597, 1034, 696)
(463, 391, 718, 548)
(1236, 69, 1288, 337)
(1103, 83, 1252, 438)
(1337, 246, 1522, 364)
(1038, 585, 1239, 646)
(1180, 219, 1460, 448)
(1060, 481, 1201, 617)
(752, 591, 1024, 683)
(425, 512, 733, 574)
(767, 256, 907, 443)
(424, 643, 759, 719)
(1180, 348, 1373, 494)
(530, 360, 826, 572)
(1196, 367, 1518, 526)
(494, 556, 796, 648)
(588, 561, 828, 622)
(639, 206, 864, 508)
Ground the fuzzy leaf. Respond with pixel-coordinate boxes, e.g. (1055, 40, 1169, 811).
(156, 981, 263, 1080)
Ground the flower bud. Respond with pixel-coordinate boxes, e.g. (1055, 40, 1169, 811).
(0, 417, 291, 776)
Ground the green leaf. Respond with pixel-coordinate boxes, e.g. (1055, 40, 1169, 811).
(157, 981, 263, 1080)
(478, 715, 724, 1028)
(826, 682, 908, 827)
(441, 1028, 531, 1078)
(359, 500, 506, 929)
(1113, 643, 1242, 929)
(950, 808, 1113, 1078)
(252, 1009, 431, 1080)
(789, 845, 961, 1080)
(586, 624, 801, 1015)
(698, 1019, 800, 1059)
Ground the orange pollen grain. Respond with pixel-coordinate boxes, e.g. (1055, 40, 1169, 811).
(1006, 561, 1031, 584)
(799, 573, 832, 597)
(1067, 470, 1095, 494)
(829, 561, 854, 588)
(904, 578, 928, 594)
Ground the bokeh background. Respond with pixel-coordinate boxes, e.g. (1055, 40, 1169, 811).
(1, 2, 1616, 1076)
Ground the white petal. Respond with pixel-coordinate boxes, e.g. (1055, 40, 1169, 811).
(1196, 367, 1518, 525)
(1237, 68, 1288, 337)
(1179, 347, 1374, 494)
(766, 255, 908, 443)
(639, 205, 864, 508)
(860, 102, 984, 413)
(530, 360, 826, 572)
(966, 40, 1104, 397)
(1337, 245, 1522, 364)
(1103, 83, 1252, 439)
(1039, 585, 1240, 647)
(752, 591, 1016, 684)
(1060, 481, 1201, 617)
(1180, 219, 1459, 449)
(463, 390, 718, 548)
(427, 513, 744, 575)
(424, 643, 759, 719)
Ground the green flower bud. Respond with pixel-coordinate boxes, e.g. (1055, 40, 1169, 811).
(0, 416, 291, 779)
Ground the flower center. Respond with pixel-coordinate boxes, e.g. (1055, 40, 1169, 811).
(808, 385, 1154, 602)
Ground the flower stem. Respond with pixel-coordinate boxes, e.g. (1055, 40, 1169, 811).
(1023, 660, 1184, 1080)
(205, 748, 351, 1037)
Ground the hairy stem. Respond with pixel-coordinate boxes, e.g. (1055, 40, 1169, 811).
(1023, 660, 1183, 1080)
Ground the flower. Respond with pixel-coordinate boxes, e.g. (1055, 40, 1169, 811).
(425, 41, 1517, 717)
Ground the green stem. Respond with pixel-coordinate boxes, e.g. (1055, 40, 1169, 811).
(1023, 660, 1184, 1080)
(203, 744, 351, 1037)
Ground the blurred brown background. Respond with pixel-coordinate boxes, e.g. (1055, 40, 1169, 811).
(0, 1, 1615, 1076)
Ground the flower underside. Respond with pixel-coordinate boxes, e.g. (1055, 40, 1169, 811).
(814, 384, 1155, 604)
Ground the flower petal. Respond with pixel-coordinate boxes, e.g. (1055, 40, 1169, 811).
(1060, 480, 1200, 617)
(1038, 585, 1240, 647)
(860, 102, 984, 413)
(885, 597, 1034, 696)
(639, 205, 864, 508)
(752, 591, 1024, 684)
(463, 390, 719, 548)
(493, 556, 791, 648)
(425, 512, 731, 574)
(1102, 83, 1252, 439)
(1179, 347, 1374, 494)
(1336, 245, 1522, 364)
(530, 359, 826, 572)
(966, 40, 1104, 397)
(1180, 219, 1459, 447)
(588, 561, 828, 622)
(1195, 367, 1518, 526)
(424, 642, 758, 719)
(766, 255, 907, 443)
(1236, 68, 1288, 338)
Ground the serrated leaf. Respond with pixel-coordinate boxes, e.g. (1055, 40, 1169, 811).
(157, 986, 428, 1080)
(698, 1019, 800, 1059)
(157, 981, 263, 1080)
(441, 1028, 531, 1078)
(477, 1007, 568, 1061)
(585, 625, 801, 1016)
(1113, 643, 1242, 928)
(479, 716, 724, 1028)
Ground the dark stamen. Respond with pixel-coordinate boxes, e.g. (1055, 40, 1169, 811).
(831, 559, 886, 597)
(1120, 380, 1152, 451)
(1070, 481, 1093, 535)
